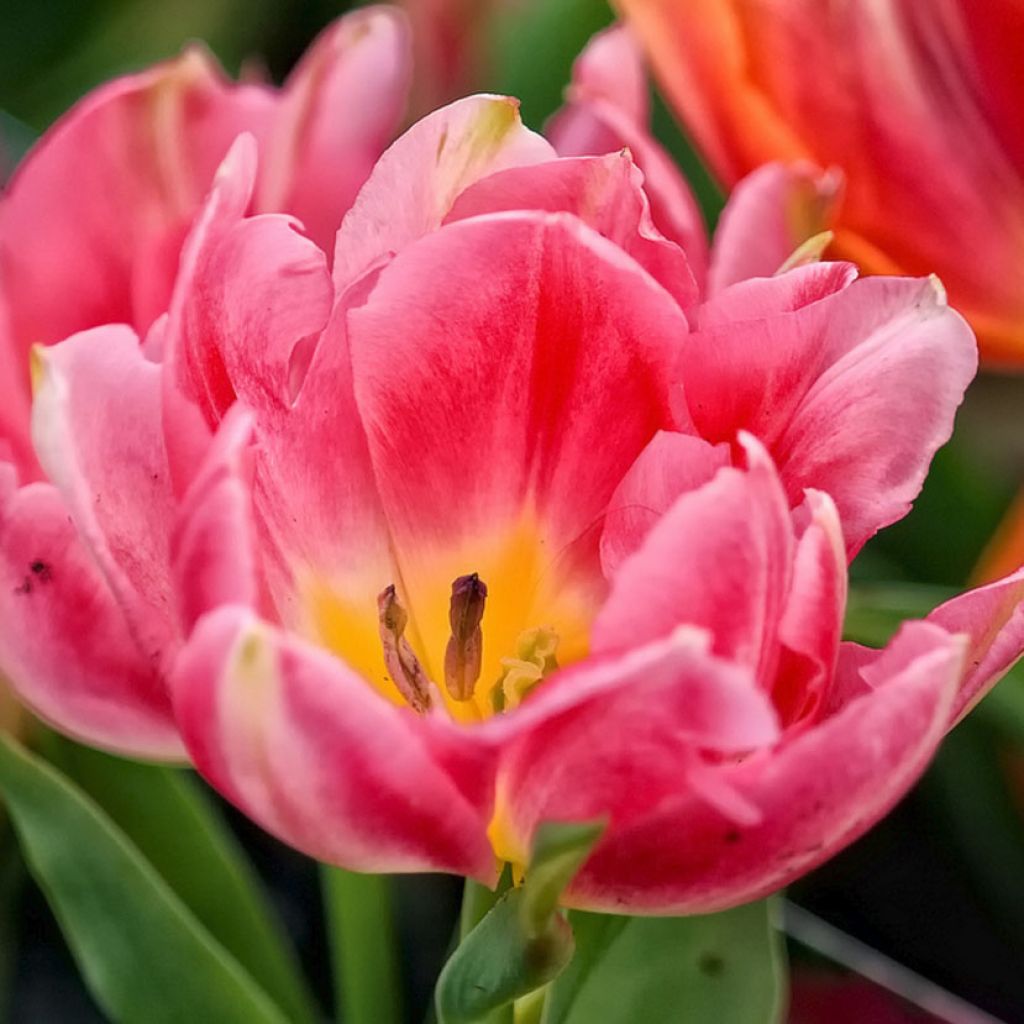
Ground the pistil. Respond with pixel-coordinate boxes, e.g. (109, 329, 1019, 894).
(377, 585, 433, 713)
(444, 573, 488, 701)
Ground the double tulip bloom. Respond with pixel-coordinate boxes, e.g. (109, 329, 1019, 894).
(2, 9, 1023, 913)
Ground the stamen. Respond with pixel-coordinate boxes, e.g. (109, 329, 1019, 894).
(444, 573, 488, 701)
(377, 585, 432, 713)
(492, 626, 560, 712)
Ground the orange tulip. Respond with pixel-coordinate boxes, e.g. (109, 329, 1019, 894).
(614, 0, 1024, 365)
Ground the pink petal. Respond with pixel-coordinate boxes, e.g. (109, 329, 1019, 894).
(566, 621, 965, 913)
(547, 24, 709, 290)
(927, 565, 1024, 723)
(31, 325, 178, 668)
(709, 161, 844, 294)
(346, 211, 686, 636)
(172, 606, 497, 878)
(332, 95, 554, 290)
(686, 274, 978, 554)
(773, 489, 846, 726)
(0, 481, 181, 758)
(599, 431, 729, 577)
(172, 406, 260, 633)
(593, 436, 793, 686)
(256, 7, 411, 254)
(0, 48, 274, 353)
(488, 628, 778, 872)
(446, 152, 698, 310)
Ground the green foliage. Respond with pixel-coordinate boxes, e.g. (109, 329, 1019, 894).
(542, 900, 787, 1024)
(0, 734, 292, 1024)
(40, 734, 317, 1024)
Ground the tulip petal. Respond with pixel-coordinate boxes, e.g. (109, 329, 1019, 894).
(927, 565, 1024, 722)
(547, 25, 708, 288)
(344, 211, 686, 702)
(488, 627, 778, 873)
(31, 325, 178, 667)
(564, 621, 964, 913)
(172, 605, 497, 879)
(256, 7, 411, 253)
(332, 95, 554, 290)
(0, 47, 274, 354)
(616, 0, 1024, 361)
(599, 431, 729, 577)
(709, 161, 844, 294)
(593, 436, 792, 686)
(446, 152, 698, 309)
(686, 274, 977, 554)
(0, 482, 181, 759)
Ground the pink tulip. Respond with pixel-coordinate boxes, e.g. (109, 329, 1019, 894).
(3, 30, 1023, 911)
(0, 6, 409, 484)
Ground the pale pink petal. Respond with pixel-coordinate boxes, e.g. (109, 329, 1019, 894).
(488, 628, 778, 872)
(172, 406, 260, 633)
(446, 152, 698, 310)
(709, 161, 844, 294)
(0, 482, 181, 758)
(686, 274, 978, 554)
(593, 436, 792, 686)
(773, 489, 846, 726)
(927, 565, 1024, 722)
(31, 325, 178, 667)
(332, 95, 554, 290)
(600, 431, 729, 577)
(547, 25, 708, 289)
(565, 621, 965, 913)
(256, 6, 411, 254)
(172, 605, 497, 878)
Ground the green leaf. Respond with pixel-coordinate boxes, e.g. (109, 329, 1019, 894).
(542, 900, 786, 1024)
(520, 821, 605, 940)
(437, 822, 604, 1024)
(322, 867, 403, 1024)
(0, 733, 289, 1024)
(436, 886, 575, 1024)
(40, 734, 317, 1024)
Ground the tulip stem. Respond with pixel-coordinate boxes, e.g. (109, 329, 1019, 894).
(321, 867, 403, 1024)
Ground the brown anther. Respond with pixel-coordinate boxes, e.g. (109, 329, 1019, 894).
(444, 573, 487, 701)
(377, 585, 432, 713)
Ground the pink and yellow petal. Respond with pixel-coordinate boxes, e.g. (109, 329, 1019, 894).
(172, 606, 497, 878)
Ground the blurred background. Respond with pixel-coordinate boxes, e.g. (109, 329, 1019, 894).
(2, 0, 1024, 1021)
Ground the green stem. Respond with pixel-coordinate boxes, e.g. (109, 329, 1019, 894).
(322, 867, 403, 1024)
(456, 877, 515, 1024)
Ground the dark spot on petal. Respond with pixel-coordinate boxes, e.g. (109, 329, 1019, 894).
(698, 952, 725, 977)
(30, 560, 52, 582)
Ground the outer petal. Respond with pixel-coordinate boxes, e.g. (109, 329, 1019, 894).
(332, 95, 554, 290)
(256, 6, 411, 254)
(927, 566, 1024, 723)
(686, 274, 978, 555)
(615, 0, 1024, 362)
(564, 621, 965, 913)
(547, 24, 708, 289)
(31, 326, 178, 667)
(708, 161, 844, 295)
(489, 628, 779, 872)
(593, 435, 792, 685)
(0, 47, 274, 353)
(172, 606, 497, 878)
(0, 481, 181, 758)
(446, 152, 698, 309)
